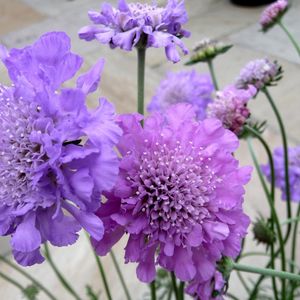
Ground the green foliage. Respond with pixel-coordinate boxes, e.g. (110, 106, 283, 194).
(23, 285, 39, 300)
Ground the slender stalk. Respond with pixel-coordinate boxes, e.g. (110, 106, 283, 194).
(171, 272, 179, 300)
(178, 281, 185, 300)
(44, 244, 82, 300)
(167, 288, 173, 300)
(0, 270, 25, 293)
(263, 87, 292, 244)
(0, 255, 57, 300)
(247, 137, 286, 299)
(227, 293, 240, 300)
(278, 21, 300, 57)
(137, 47, 146, 117)
(237, 271, 251, 294)
(207, 59, 219, 90)
(233, 262, 300, 282)
(110, 250, 132, 300)
(150, 281, 156, 300)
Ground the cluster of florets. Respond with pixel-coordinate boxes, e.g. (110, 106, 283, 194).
(79, 0, 190, 62)
(0, 32, 121, 266)
(260, 0, 288, 32)
(148, 70, 214, 120)
(93, 104, 251, 299)
(235, 58, 282, 90)
(207, 85, 256, 135)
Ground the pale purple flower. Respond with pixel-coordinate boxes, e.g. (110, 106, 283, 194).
(78, 0, 190, 63)
(262, 146, 300, 202)
(93, 104, 251, 285)
(0, 32, 122, 266)
(260, 0, 288, 32)
(148, 70, 214, 120)
(207, 85, 256, 135)
(235, 58, 282, 90)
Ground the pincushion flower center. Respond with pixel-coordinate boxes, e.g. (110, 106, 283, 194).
(0, 87, 43, 205)
(127, 139, 221, 239)
(128, 3, 164, 26)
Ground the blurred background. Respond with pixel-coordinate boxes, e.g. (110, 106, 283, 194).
(0, 0, 300, 299)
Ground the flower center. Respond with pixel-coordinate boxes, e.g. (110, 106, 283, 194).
(0, 86, 44, 205)
(128, 3, 164, 25)
(126, 139, 222, 242)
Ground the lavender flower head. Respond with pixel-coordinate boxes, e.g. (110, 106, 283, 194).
(148, 70, 214, 120)
(78, 0, 190, 63)
(0, 32, 122, 266)
(93, 104, 251, 290)
(207, 85, 256, 135)
(235, 58, 282, 90)
(260, 0, 288, 32)
(262, 146, 300, 202)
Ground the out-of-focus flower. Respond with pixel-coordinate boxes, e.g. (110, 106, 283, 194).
(235, 58, 282, 90)
(262, 146, 300, 202)
(207, 85, 256, 135)
(186, 38, 232, 65)
(78, 0, 190, 63)
(0, 32, 122, 266)
(260, 0, 288, 32)
(93, 104, 251, 287)
(148, 70, 214, 120)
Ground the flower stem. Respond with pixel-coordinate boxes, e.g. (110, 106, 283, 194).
(278, 21, 300, 57)
(171, 272, 179, 300)
(0, 270, 25, 294)
(263, 87, 292, 244)
(178, 281, 185, 300)
(110, 250, 132, 300)
(233, 262, 300, 282)
(150, 281, 156, 300)
(0, 254, 57, 300)
(137, 47, 146, 118)
(207, 59, 219, 90)
(44, 244, 82, 300)
(246, 135, 285, 299)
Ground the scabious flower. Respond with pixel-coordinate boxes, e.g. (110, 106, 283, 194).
(262, 146, 300, 202)
(207, 85, 256, 135)
(148, 70, 214, 120)
(235, 58, 282, 90)
(93, 104, 251, 293)
(78, 0, 190, 63)
(186, 38, 232, 65)
(260, 0, 288, 32)
(0, 32, 122, 266)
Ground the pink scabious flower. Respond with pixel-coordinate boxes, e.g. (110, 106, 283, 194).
(93, 104, 251, 289)
(207, 85, 256, 135)
(235, 58, 282, 90)
(78, 0, 190, 63)
(260, 0, 288, 32)
(0, 32, 122, 266)
(148, 70, 214, 120)
(262, 146, 300, 202)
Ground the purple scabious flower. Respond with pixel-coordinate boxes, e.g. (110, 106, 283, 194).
(262, 146, 300, 202)
(78, 0, 190, 63)
(148, 70, 214, 120)
(260, 0, 288, 32)
(235, 58, 282, 90)
(93, 104, 251, 285)
(0, 32, 122, 266)
(207, 85, 256, 135)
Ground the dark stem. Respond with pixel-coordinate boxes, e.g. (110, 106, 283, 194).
(178, 281, 185, 300)
(44, 244, 82, 300)
(150, 281, 156, 300)
(171, 272, 179, 300)
(137, 47, 146, 118)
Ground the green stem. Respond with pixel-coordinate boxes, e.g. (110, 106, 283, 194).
(137, 47, 146, 117)
(110, 250, 132, 300)
(233, 262, 300, 282)
(263, 87, 292, 244)
(227, 293, 240, 300)
(207, 59, 219, 90)
(246, 136, 286, 299)
(0, 255, 57, 300)
(167, 287, 173, 300)
(150, 281, 156, 300)
(237, 271, 251, 294)
(278, 21, 300, 57)
(0, 270, 25, 293)
(44, 244, 82, 300)
(171, 272, 179, 300)
(178, 281, 185, 300)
